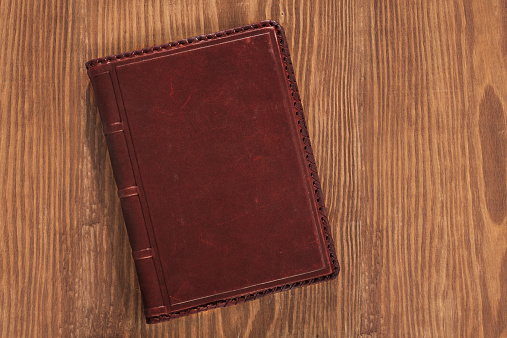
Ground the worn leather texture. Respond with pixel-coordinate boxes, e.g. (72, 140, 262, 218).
(86, 20, 339, 324)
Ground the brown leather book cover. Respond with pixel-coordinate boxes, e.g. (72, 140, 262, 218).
(85, 20, 339, 324)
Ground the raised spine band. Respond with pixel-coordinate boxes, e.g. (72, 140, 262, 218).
(88, 70, 167, 316)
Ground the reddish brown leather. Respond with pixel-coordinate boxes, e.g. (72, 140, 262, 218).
(86, 20, 339, 324)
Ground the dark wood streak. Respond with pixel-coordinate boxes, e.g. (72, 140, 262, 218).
(479, 85, 507, 224)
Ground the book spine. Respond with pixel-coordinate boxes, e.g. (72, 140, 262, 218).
(88, 69, 168, 318)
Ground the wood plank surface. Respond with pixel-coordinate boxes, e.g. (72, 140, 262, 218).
(1, 0, 506, 336)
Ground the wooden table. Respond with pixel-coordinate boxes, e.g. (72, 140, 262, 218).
(1, 0, 506, 336)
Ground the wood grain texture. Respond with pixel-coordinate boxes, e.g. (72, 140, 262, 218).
(1, 0, 506, 336)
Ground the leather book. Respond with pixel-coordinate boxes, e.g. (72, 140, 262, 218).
(85, 20, 339, 324)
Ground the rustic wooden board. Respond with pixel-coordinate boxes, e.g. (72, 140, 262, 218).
(1, 0, 506, 336)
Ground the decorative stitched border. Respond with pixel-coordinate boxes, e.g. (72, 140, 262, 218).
(86, 20, 339, 324)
